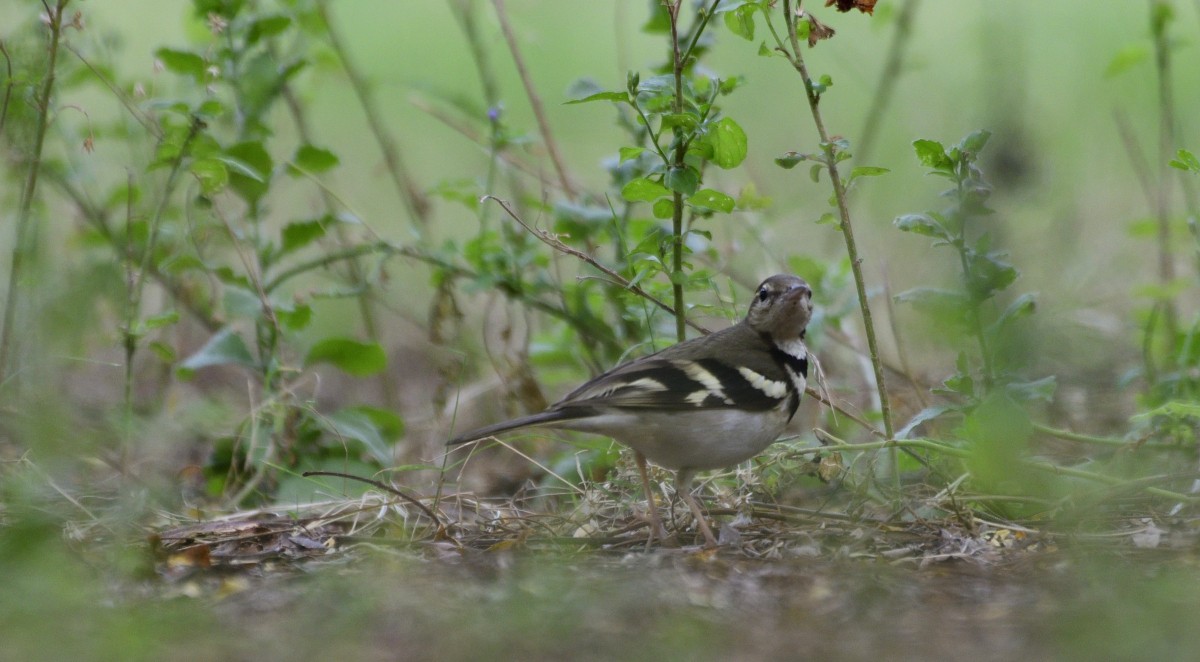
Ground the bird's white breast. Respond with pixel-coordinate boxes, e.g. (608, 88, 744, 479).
(561, 403, 792, 471)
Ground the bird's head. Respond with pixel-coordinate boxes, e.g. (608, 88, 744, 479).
(745, 274, 813, 341)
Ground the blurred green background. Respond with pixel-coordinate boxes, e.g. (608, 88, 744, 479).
(2, 0, 1200, 659)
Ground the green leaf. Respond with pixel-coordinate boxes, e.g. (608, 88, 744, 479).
(566, 89, 633, 106)
(723, 4, 756, 40)
(305, 338, 387, 377)
(958, 129, 992, 155)
(276, 302, 312, 332)
(664, 166, 699, 196)
(155, 48, 206, 81)
(894, 213, 948, 239)
(179, 328, 256, 373)
(963, 394, 1032, 493)
(618, 146, 646, 163)
(1005, 376, 1057, 403)
(1169, 148, 1200, 173)
(247, 14, 291, 44)
(815, 212, 839, 226)
(707, 117, 748, 169)
(736, 182, 772, 210)
(189, 157, 228, 196)
(661, 113, 700, 133)
(991, 293, 1037, 333)
(896, 405, 957, 440)
(347, 405, 405, 439)
(141, 310, 180, 332)
(652, 198, 675, 219)
(289, 144, 339, 176)
(1105, 44, 1149, 78)
(775, 152, 805, 169)
(687, 188, 735, 213)
(757, 41, 776, 57)
(621, 177, 671, 202)
(849, 165, 890, 181)
(281, 217, 330, 254)
(224, 141, 272, 204)
(319, 408, 393, 466)
(222, 285, 262, 320)
(913, 139, 950, 170)
(894, 287, 969, 317)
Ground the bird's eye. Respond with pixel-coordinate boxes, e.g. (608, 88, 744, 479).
(757, 288, 770, 303)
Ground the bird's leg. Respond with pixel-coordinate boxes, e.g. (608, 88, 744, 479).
(675, 468, 718, 548)
(635, 451, 670, 549)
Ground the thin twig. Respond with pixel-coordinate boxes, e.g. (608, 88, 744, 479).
(0, 0, 70, 387)
(303, 470, 446, 532)
(482, 196, 711, 334)
(855, 0, 920, 164)
(1150, 0, 1180, 345)
(315, 0, 430, 227)
(770, 2, 896, 444)
(492, 0, 577, 200)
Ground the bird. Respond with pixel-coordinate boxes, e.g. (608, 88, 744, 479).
(447, 274, 813, 548)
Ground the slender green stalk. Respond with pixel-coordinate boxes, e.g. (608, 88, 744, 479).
(811, 432, 1198, 503)
(275, 45, 398, 410)
(493, 0, 576, 200)
(771, 2, 896, 443)
(668, 1, 687, 342)
(1150, 0, 1179, 347)
(315, 0, 430, 229)
(0, 0, 70, 389)
(855, 0, 920, 165)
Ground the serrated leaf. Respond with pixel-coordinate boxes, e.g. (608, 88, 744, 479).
(621, 177, 671, 202)
(281, 217, 330, 254)
(305, 338, 387, 376)
(913, 139, 950, 170)
(179, 328, 256, 373)
(687, 188, 735, 213)
(1169, 148, 1200, 173)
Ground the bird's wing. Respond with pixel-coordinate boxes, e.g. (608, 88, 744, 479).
(555, 353, 791, 413)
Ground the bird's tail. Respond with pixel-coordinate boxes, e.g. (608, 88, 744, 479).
(446, 409, 576, 446)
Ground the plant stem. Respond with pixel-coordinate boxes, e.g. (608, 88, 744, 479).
(668, 0, 687, 342)
(855, 0, 920, 165)
(812, 432, 1198, 503)
(315, 0, 430, 229)
(493, 0, 576, 200)
(0, 0, 70, 390)
(1150, 0, 1179, 348)
(777, 1, 895, 442)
